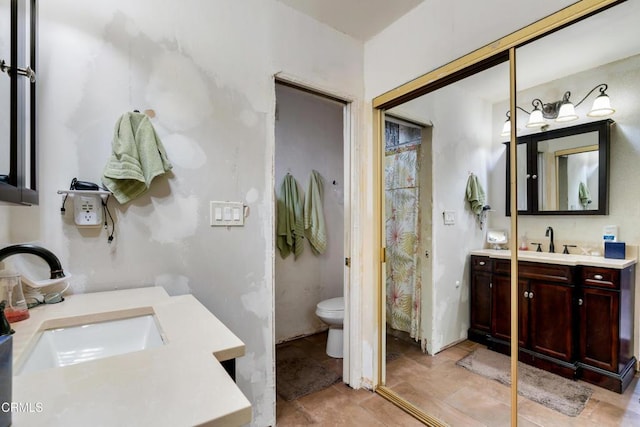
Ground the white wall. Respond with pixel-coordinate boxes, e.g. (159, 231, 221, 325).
(1, 1, 364, 425)
(274, 84, 344, 343)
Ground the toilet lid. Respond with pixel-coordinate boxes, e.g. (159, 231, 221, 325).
(317, 297, 344, 312)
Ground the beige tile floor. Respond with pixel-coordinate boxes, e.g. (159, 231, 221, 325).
(276, 332, 640, 426)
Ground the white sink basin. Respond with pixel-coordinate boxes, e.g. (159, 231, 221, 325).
(17, 315, 165, 375)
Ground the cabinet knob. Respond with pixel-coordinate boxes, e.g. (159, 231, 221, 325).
(524, 291, 529, 298)
(526, 174, 531, 179)
(594, 274, 604, 280)
(529, 292, 534, 299)
(532, 174, 538, 179)
(479, 261, 485, 266)
(578, 298, 583, 306)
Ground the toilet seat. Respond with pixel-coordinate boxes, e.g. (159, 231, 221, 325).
(316, 297, 344, 317)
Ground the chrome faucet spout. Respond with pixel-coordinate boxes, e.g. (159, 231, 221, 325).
(545, 227, 555, 253)
(0, 244, 66, 279)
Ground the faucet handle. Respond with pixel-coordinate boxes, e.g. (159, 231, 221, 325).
(562, 244, 577, 255)
(531, 242, 543, 252)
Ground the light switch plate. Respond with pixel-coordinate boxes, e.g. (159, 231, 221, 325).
(443, 210, 456, 225)
(210, 201, 244, 226)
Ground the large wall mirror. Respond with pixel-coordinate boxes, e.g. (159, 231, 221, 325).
(373, 1, 640, 425)
(505, 119, 612, 215)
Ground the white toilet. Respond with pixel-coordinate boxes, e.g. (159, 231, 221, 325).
(315, 297, 344, 358)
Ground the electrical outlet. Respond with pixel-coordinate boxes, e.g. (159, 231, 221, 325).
(74, 194, 103, 227)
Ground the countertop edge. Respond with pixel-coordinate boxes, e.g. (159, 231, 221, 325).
(470, 249, 637, 269)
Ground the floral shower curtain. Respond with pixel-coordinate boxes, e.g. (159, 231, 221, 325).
(385, 145, 421, 341)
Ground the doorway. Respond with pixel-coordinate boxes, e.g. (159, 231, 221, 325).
(273, 80, 351, 404)
(383, 115, 433, 362)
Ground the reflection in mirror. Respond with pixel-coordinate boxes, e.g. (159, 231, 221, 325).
(541, 135, 598, 211)
(382, 58, 511, 424)
(0, 0, 10, 184)
(508, 0, 640, 420)
(377, 1, 640, 424)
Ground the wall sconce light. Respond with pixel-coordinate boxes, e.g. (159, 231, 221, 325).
(500, 83, 615, 136)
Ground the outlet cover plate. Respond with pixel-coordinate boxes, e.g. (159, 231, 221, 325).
(74, 194, 103, 227)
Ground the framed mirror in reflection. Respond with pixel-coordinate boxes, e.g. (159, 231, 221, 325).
(505, 119, 612, 216)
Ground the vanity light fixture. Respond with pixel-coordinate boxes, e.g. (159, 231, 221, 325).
(500, 83, 615, 136)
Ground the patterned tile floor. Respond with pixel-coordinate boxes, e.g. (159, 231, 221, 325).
(276, 332, 640, 426)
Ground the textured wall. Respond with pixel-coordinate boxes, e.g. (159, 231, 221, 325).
(2, 1, 364, 425)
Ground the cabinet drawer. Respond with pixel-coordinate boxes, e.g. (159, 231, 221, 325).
(519, 262, 574, 284)
(582, 267, 619, 289)
(493, 260, 573, 284)
(471, 256, 492, 271)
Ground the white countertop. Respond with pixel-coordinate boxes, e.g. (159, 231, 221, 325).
(471, 248, 637, 269)
(9, 287, 251, 427)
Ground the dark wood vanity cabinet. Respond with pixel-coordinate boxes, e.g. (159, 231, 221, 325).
(468, 256, 492, 342)
(578, 265, 636, 393)
(469, 255, 636, 393)
(490, 260, 575, 371)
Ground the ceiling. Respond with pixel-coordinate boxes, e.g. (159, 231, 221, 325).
(277, 0, 424, 42)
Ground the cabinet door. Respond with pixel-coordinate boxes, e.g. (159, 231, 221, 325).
(470, 270, 492, 334)
(491, 274, 511, 342)
(579, 287, 619, 371)
(491, 275, 527, 347)
(529, 280, 574, 361)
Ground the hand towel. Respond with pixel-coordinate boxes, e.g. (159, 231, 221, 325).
(304, 170, 327, 255)
(578, 181, 592, 208)
(465, 174, 486, 215)
(102, 112, 172, 204)
(277, 174, 304, 259)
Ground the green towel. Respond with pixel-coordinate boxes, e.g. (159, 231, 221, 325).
(465, 174, 486, 215)
(277, 174, 304, 259)
(102, 112, 172, 204)
(304, 170, 327, 255)
(579, 181, 592, 208)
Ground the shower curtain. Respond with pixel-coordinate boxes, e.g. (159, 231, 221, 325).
(385, 145, 421, 341)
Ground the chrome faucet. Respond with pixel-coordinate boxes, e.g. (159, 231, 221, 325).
(0, 244, 66, 279)
(545, 227, 555, 253)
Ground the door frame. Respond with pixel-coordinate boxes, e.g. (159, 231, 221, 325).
(272, 73, 358, 386)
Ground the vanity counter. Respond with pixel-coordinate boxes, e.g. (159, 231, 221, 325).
(470, 248, 637, 269)
(9, 287, 251, 426)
